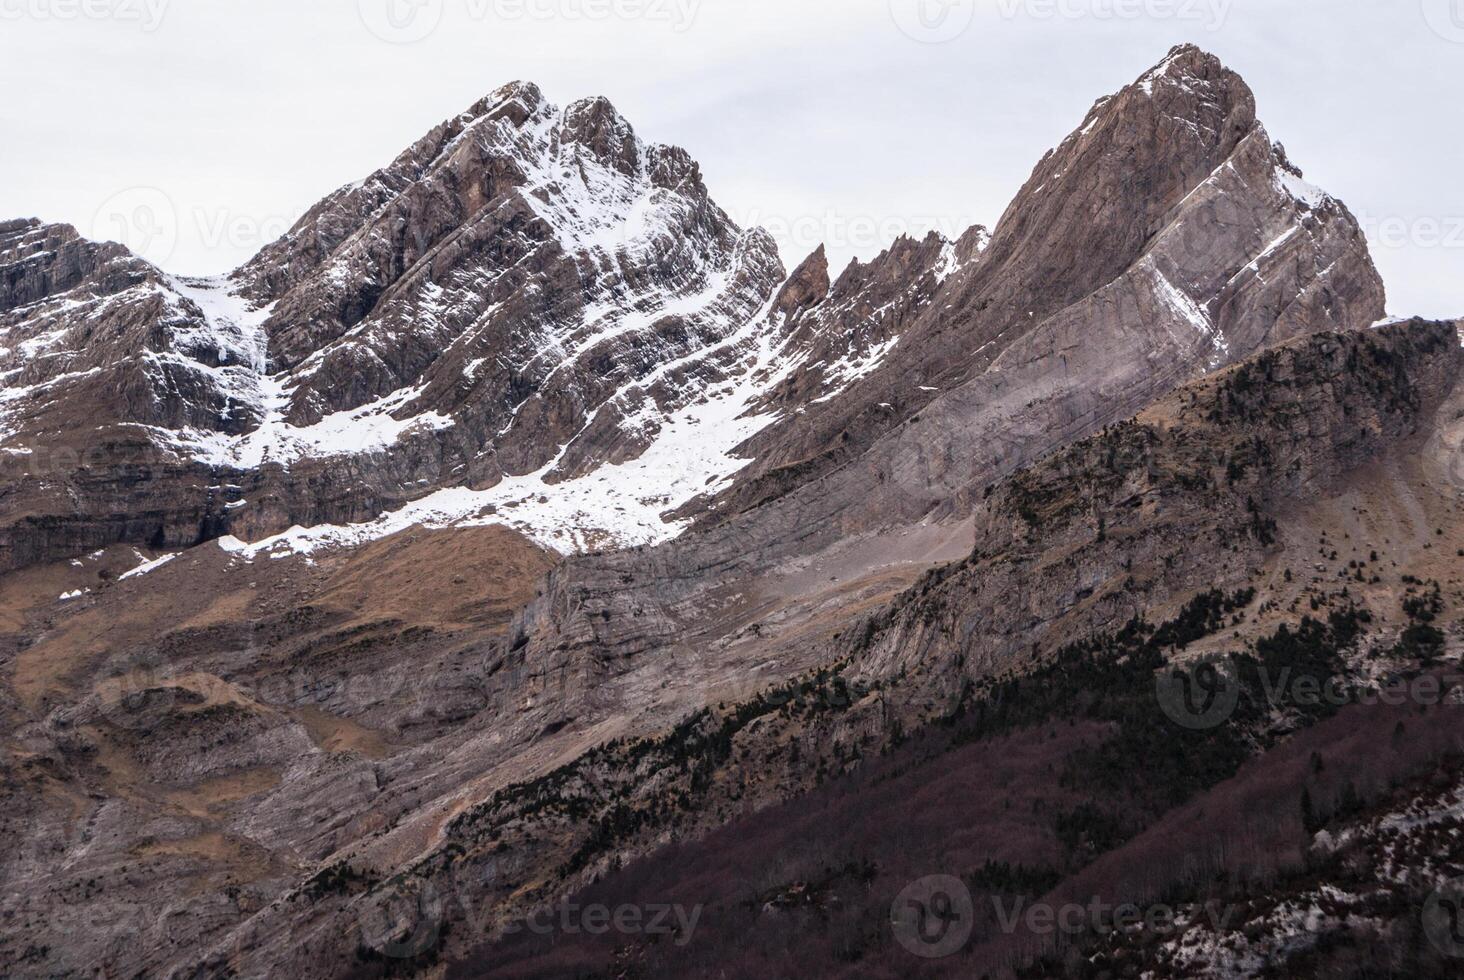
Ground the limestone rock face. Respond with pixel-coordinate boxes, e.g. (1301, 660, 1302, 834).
(0, 219, 276, 571)
(0, 45, 1439, 980)
(695, 44, 1384, 524)
(523, 45, 1387, 692)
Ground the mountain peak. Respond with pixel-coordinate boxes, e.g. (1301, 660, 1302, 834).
(981, 45, 1258, 285)
(1120, 43, 1252, 122)
(559, 95, 641, 175)
(1053, 45, 1253, 158)
(1148, 41, 1219, 74)
(486, 78, 544, 105)
(1128, 43, 1232, 93)
(772, 244, 830, 320)
(466, 79, 548, 127)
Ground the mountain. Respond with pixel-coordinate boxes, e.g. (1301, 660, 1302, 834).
(1, 49, 1384, 574)
(688, 44, 1383, 525)
(0, 45, 1457, 980)
(3, 81, 795, 564)
(499, 44, 1388, 715)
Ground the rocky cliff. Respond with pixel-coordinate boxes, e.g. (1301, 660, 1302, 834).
(0, 45, 1450, 980)
(506, 44, 1388, 705)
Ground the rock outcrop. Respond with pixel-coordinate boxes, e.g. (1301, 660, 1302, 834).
(514, 44, 1387, 694)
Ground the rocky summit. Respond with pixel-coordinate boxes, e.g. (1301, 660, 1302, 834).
(0, 45, 1459, 980)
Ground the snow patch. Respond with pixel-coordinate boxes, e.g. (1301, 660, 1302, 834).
(185, 380, 455, 470)
(1276, 170, 1331, 210)
(1148, 260, 1230, 370)
(168, 275, 272, 372)
(810, 335, 901, 405)
(218, 295, 805, 557)
(933, 241, 962, 283)
(119, 552, 179, 580)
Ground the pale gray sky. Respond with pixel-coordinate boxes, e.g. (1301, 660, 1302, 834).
(1, 0, 1459, 317)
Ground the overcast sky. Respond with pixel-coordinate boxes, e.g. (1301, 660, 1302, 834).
(1, 0, 1459, 317)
